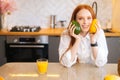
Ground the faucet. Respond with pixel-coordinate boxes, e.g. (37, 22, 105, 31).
(92, 1, 97, 17)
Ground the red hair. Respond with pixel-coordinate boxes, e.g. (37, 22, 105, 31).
(69, 4, 96, 46)
(70, 4, 96, 22)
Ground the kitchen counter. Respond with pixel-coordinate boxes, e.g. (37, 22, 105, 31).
(0, 28, 120, 36)
(0, 28, 65, 36)
(105, 32, 120, 37)
(0, 62, 118, 80)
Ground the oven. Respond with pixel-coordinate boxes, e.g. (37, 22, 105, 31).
(5, 36, 48, 62)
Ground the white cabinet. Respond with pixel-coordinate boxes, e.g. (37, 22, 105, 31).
(106, 37, 120, 63)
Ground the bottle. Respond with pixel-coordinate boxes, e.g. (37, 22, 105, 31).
(50, 15, 56, 28)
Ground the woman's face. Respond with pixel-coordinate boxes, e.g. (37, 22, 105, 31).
(76, 9, 93, 33)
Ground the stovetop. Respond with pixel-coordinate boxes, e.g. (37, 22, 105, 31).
(10, 26, 41, 32)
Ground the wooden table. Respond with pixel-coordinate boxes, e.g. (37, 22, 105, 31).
(0, 62, 118, 80)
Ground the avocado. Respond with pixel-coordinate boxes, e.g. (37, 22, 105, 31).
(72, 20, 81, 35)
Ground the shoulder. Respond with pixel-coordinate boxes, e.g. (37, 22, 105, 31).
(60, 29, 71, 40)
(61, 29, 69, 35)
(97, 28, 106, 40)
(98, 28, 105, 35)
(61, 29, 69, 36)
(100, 28, 104, 32)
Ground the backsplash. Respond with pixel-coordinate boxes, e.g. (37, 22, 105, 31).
(6, 0, 112, 30)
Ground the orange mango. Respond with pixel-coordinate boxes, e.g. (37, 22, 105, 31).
(104, 74, 120, 80)
(89, 19, 98, 34)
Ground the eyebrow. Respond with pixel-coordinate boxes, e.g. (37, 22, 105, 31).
(76, 15, 92, 18)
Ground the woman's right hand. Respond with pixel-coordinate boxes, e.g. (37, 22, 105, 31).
(68, 22, 81, 40)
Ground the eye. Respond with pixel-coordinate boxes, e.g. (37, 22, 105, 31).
(87, 17, 92, 20)
(78, 17, 83, 20)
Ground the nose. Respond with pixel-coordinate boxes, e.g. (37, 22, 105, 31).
(83, 19, 88, 24)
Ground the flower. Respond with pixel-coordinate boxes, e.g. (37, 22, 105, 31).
(0, 0, 17, 15)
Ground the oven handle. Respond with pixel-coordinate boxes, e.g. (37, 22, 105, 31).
(9, 45, 44, 48)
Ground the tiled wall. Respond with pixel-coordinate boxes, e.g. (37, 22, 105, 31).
(6, 0, 112, 30)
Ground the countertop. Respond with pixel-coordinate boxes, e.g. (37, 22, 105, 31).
(0, 28, 65, 36)
(0, 62, 118, 80)
(0, 28, 120, 37)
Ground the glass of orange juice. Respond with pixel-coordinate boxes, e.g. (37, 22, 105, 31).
(0, 76, 4, 80)
(36, 58, 48, 74)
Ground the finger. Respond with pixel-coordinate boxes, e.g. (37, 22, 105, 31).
(73, 26, 76, 32)
(69, 23, 74, 31)
(68, 22, 73, 30)
(71, 24, 75, 30)
(70, 27, 76, 36)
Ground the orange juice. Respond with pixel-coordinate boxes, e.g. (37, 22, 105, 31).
(37, 58, 48, 74)
(0, 76, 4, 80)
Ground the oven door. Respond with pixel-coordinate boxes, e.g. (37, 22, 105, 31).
(5, 43, 48, 62)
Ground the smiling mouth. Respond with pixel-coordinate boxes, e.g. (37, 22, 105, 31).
(82, 26, 89, 29)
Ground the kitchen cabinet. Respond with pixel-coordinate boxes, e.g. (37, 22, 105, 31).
(0, 36, 7, 66)
(48, 36, 120, 63)
(106, 37, 120, 63)
(49, 36, 60, 62)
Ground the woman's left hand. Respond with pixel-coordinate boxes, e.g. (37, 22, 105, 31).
(90, 21, 101, 43)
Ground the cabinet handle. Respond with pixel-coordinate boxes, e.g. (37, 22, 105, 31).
(10, 45, 44, 48)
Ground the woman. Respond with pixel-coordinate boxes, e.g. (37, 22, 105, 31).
(58, 4, 108, 67)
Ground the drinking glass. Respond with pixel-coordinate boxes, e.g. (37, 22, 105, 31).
(36, 58, 48, 74)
